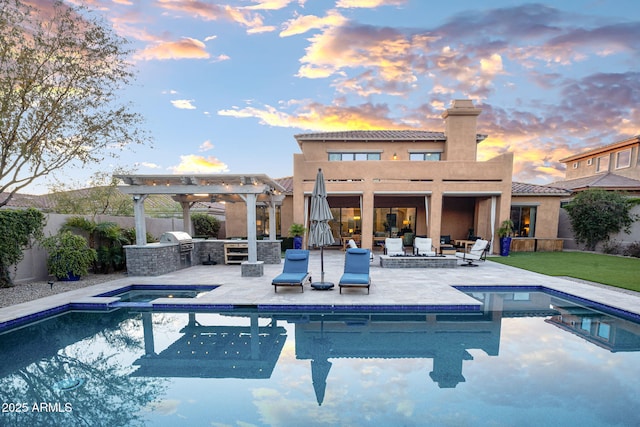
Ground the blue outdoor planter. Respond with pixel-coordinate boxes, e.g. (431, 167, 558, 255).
(499, 237, 512, 256)
(58, 272, 81, 281)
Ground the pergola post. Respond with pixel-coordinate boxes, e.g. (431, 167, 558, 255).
(133, 194, 148, 246)
(268, 199, 277, 241)
(181, 201, 193, 236)
(240, 193, 263, 277)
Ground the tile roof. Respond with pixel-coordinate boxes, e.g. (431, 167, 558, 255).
(274, 176, 293, 193)
(550, 173, 640, 191)
(295, 130, 489, 144)
(511, 182, 572, 196)
(294, 130, 448, 141)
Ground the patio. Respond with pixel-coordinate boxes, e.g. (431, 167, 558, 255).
(1, 250, 639, 327)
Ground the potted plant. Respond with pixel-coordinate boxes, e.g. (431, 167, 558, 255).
(41, 231, 97, 281)
(498, 219, 514, 256)
(288, 223, 306, 249)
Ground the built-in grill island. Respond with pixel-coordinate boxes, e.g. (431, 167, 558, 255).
(124, 235, 282, 277)
(159, 231, 194, 267)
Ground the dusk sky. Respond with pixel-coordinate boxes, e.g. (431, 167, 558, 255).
(25, 0, 640, 193)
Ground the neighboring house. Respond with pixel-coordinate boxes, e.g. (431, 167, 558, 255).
(560, 135, 640, 183)
(553, 135, 640, 249)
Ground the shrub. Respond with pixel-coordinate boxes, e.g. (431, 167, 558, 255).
(564, 189, 637, 251)
(0, 208, 46, 287)
(41, 231, 97, 280)
(623, 242, 640, 258)
(192, 213, 220, 238)
(602, 240, 622, 255)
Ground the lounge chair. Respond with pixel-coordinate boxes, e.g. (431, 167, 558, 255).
(384, 237, 405, 256)
(455, 239, 490, 266)
(348, 239, 374, 262)
(413, 237, 436, 256)
(272, 249, 311, 292)
(339, 248, 371, 294)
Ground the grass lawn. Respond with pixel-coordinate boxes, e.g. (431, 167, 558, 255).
(488, 251, 640, 293)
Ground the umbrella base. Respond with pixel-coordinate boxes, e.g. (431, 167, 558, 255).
(311, 282, 335, 290)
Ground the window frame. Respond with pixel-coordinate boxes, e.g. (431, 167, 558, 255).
(409, 152, 442, 161)
(615, 149, 632, 170)
(596, 155, 610, 173)
(328, 152, 381, 161)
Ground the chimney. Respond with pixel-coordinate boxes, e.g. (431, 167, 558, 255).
(441, 99, 482, 161)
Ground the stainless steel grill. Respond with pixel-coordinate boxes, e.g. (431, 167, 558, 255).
(159, 231, 194, 252)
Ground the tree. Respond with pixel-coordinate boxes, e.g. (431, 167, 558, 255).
(564, 189, 638, 251)
(48, 169, 134, 217)
(0, 0, 148, 207)
(0, 208, 45, 287)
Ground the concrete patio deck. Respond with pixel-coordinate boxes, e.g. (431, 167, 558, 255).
(1, 250, 639, 329)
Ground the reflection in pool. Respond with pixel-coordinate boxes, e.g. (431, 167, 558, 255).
(1, 291, 639, 426)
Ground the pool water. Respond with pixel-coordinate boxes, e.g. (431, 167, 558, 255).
(1, 291, 639, 426)
(96, 285, 218, 303)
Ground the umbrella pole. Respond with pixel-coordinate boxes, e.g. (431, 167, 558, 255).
(320, 245, 325, 283)
(311, 244, 334, 290)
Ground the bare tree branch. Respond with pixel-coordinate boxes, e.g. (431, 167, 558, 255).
(0, 0, 149, 206)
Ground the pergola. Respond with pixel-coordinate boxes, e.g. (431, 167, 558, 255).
(116, 174, 286, 264)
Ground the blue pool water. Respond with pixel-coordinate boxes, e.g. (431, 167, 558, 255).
(1, 290, 639, 426)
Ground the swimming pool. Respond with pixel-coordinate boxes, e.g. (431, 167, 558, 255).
(1, 289, 639, 426)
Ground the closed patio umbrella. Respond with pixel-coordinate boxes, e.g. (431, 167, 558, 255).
(308, 168, 335, 290)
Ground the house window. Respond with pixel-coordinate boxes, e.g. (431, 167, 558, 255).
(572, 162, 579, 169)
(615, 149, 631, 169)
(328, 152, 381, 161)
(510, 206, 536, 237)
(596, 155, 609, 173)
(409, 152, 441, 161)
(587, 158, 593, 166)
(597, 323, 611, 340)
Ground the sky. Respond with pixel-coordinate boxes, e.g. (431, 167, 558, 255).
(23, 0, 640, 193)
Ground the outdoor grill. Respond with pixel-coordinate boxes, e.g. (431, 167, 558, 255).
(160, 231, 194, 251)
(160, 231, 194, 267)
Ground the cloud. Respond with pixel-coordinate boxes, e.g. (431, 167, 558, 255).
(171, 99, 197, 110)
(155, 0, 268, 33)
(170, 155, 229, 174)
(244, 0, 296, 10)
(212, 54, 231, 62)
(297, 24, 420, 86)
(135, 162, 162, 169)
(134, 37, 209, 61)
(219, 100, 409, 131)
(199, 140, 215, 152)
(336, 0, 407, 8)
(280, 10, 347, 37)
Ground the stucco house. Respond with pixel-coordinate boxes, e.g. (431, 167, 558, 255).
(227, 100, 569, 254)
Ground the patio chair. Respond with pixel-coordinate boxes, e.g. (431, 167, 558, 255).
(348, 239, 374, 262)
(413, 237, 436, 256)
(455, 239, 490, 267)
(339, 248, 371, 294)
(272, 249, 311, 292)
(384, 237, 405, 256)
